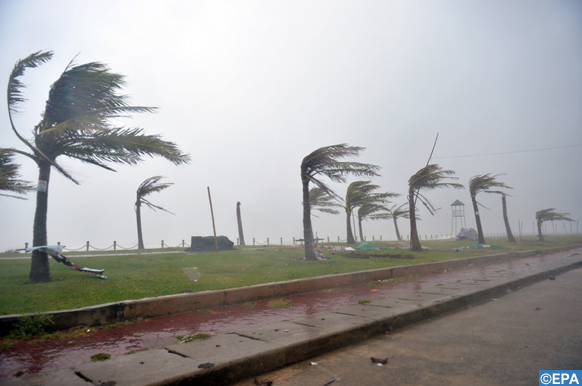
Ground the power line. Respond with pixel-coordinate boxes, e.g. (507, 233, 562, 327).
(434, 144, 582, 159)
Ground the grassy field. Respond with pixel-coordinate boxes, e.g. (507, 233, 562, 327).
(1, 235, 580, 315)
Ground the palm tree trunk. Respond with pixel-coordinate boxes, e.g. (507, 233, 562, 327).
(136, 202, 145, 250)
(302, 180, 316, 260)
(471, 196, 486, 244)
(502, 195, 516, 242)
(358, 217, 364, 243)
(537, 221, 544, 241)
(346, 209, 356, 244)
(393, 217, 402, 241)
(29, 161, 52, 283)
(409, 189, 423, 252)
(236, 202, 245, 246)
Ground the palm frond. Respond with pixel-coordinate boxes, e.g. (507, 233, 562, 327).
(301, 144, 380, 184)
(469, 173, 512, 198)
(535, 208, 574, 224)
(309, 187, 342, 215)
(409, 164, 464, 191)
(0, 150, 35, 197)
(135, 176, 174, 214)
(8, 51, 53, 115)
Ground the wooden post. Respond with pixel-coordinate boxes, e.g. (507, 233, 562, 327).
(207, 187, 218, 252)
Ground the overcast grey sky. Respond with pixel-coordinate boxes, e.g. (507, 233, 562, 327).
(1, 0, 581, 252)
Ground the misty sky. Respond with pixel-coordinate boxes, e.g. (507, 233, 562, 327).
(1, 1, 581, 252)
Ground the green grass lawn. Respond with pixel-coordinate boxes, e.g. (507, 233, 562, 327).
(1, 235, 580, 315)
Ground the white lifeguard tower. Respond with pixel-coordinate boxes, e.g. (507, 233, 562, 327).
(451, 199, 466, 237)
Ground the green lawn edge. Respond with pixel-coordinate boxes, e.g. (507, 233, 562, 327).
(1, 235, 580, 315)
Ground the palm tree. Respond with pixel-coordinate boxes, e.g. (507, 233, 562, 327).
(236, 202, 245, 246)
(535, 208, 574, 241)
(0, 150, 34, 199)
(135, 176, 174, 250)
(301, 144, 380, 260)
(468, 173, 512, 244)
(357, 201, 394, 243)
(4, 51, 190, 282)
(343, 181, 398, 243)
(408, 164, 464, 252)
(501, 194, 516, 243)
(371, 203, 410, 241)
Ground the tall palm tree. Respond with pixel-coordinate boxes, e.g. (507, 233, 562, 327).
(301, 144, 380, 260)
(135, 176, 174, 250)
(0, 150, 34, 199)
(535, 208, 573, 241)
(4, 51, 190, 282)
(408, 164, 464, 252)
(371, 202, 410, 241)
(501, 194, 516, 243)
(468, 173, 512, 244)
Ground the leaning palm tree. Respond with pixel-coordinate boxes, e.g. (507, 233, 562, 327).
(0, 150, 34, 199)
(301, 144, 380, 260)
(468, 173, 512, 244)
(371, 202, 410, 241)
(408, 164, 464, 252)
(135, 176, 174, 250)
(357, 201, 396, 243)
(343, 181, 389, 244)
(501, 194, 516, 243)
(535, 208, 574, 241)
(4, 51, 190, 282)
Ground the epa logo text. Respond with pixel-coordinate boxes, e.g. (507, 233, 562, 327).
(540, 371, 580, 385)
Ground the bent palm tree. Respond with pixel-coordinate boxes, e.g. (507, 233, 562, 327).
(135, 176, 174, 250)
(468, 173, 512, 244)
(357, 201, 395, 242)
(408, 164, 464, 252)
(0, 150, 34, 199)
(371, 203, 410, 241)
(4, 51, 190, 282)
(501, 194, 516, 242)
(343, 181, 398, 243)
(301, 144, 380, 260)
(535, 208, 573, 241)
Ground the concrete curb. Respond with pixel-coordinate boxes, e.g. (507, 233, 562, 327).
(0, 244, 579, 334)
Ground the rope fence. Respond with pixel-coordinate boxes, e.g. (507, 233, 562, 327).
(17, 229, 576, 253)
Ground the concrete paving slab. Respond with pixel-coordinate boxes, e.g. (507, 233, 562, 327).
(0, 369, 88, 386)
(289, 311, 366, 330)
(366, 298, 418, 311)
(396, 291, 450, 304)
(235, 321, 323, 345)
(166, 333, 280, 363)
(73, 349, 195, 386)
(332, 304, 401, 318)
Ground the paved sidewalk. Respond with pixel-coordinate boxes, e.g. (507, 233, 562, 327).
(2, 247, 581, 386)
(232, 267, 582, 386)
